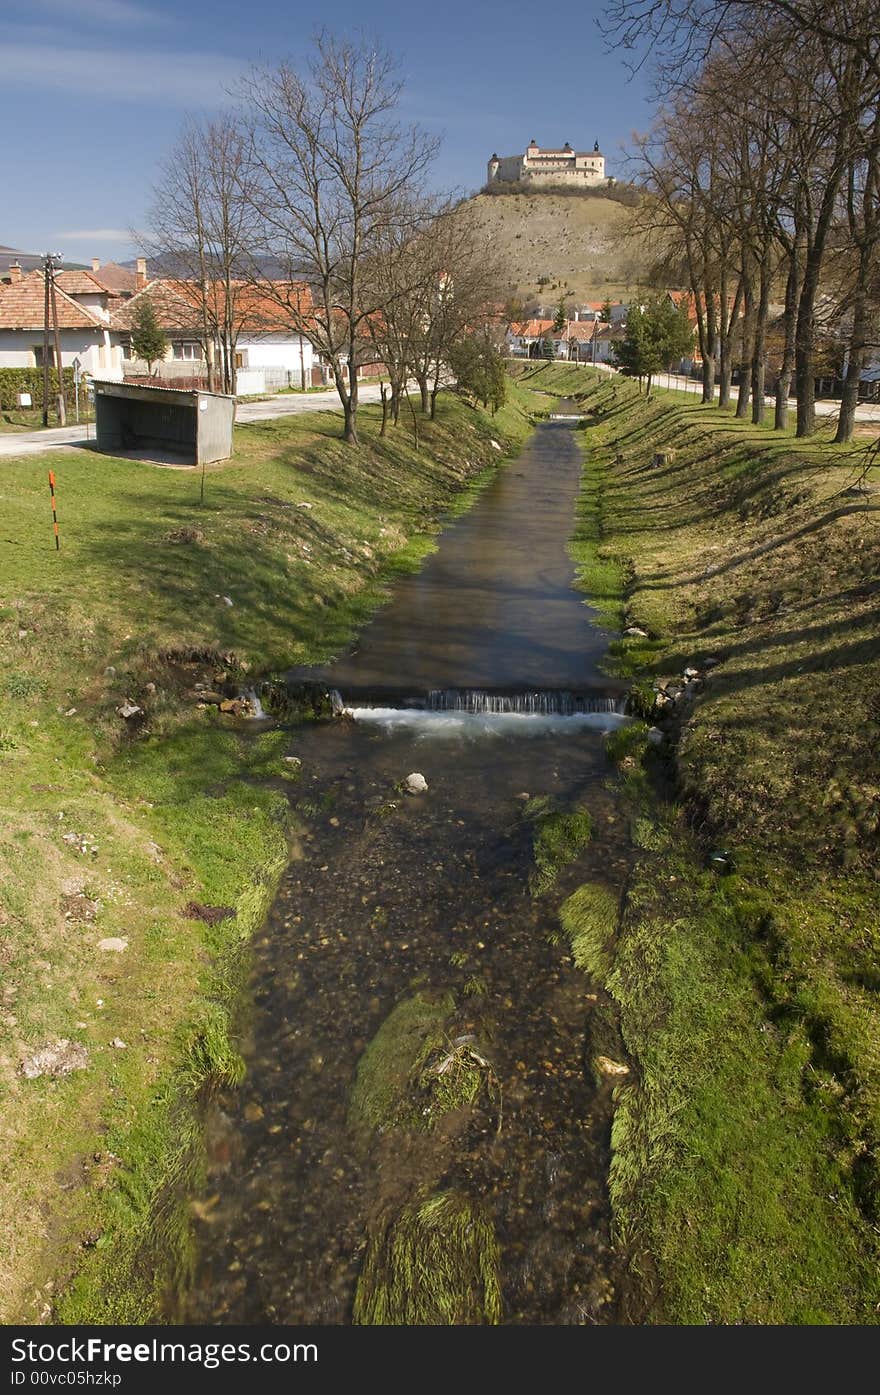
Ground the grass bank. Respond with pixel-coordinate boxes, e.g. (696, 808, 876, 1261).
(0, 381, 538, 1322)
(524, 362, 880, 1323)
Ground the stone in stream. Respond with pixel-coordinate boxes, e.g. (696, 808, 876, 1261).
(646, 728, 664, 747)
(595, 1055, 630, 1078)
(404, 773, 428, 795)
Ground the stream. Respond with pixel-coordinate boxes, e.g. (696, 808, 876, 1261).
(184, 406, 633, 1325)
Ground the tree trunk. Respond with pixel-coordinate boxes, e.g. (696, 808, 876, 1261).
(379, 382, 389, 437)
(834, 272, 869, 444)
(795, 165, 845, 437)
(735, 269, 752, 419)
(794, 262, 819, 437)
(416, 373, 429, 414)
(701, 290, 717, 404)
(717, 266, 742, 410)
(345, 366, 359, 445)
(750, 262, 771, 427)
(774, 249, 800, 431)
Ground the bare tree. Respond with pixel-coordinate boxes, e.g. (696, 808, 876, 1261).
(833, 97, 880, 440)
(238, 33, 439, 445)
(143, 115, 260, 394)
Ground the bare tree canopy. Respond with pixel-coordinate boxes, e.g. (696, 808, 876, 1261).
(237, 32, 440, 444)
(142, 114, 261, 394)
(601, 0, 879, 85)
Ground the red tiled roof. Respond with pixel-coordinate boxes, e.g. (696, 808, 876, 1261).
(0, 270, 106, 330)
(90, 261, 138, 295)
(510, 319, 554, 338)
(565, 322, 598, 340)
(111, 281, 199, 333)
(56, 269, 107, 296)
(111, 279, 315, 334)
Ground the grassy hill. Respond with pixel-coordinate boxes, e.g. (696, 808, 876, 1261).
(467, 190, 654, 304)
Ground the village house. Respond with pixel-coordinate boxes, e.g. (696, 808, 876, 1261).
(507, 319, 555, 356)
(0, 262, 123, 377)
(110, 274, 322, 390)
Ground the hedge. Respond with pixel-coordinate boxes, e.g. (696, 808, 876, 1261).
(0, 367, 77, 411)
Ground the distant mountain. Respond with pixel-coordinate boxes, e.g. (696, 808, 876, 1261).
(121, 252, 299, 281)
(0, 245, 87, 277)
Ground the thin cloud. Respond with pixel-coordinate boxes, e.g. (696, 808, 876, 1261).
(0, 43, 241, 103)
(55, 229, 132, 241)
(15, 0, 164, 26)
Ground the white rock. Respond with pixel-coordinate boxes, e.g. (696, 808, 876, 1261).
(117, 701, 142, 719)
(110, 1038, 127, 1050)
(404, 772, 428, 795)
(20, 1039, 89, 1079)
(97, 937, 128, 953)
(284, 755, 302, 767)
(222, 596, 234, 606)
(624, 626, 648, 638)
(683, 666, 700, 678)
(595, 1055, 630, 1078)
(489, 440, 502, 451)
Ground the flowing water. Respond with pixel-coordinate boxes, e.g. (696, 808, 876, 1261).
(184, 409, 633, 1325)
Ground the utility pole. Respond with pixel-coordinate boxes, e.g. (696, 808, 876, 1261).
(42, 260, 51, 427)
(49, 260, 66, 427)
(41, 253, 66, 427)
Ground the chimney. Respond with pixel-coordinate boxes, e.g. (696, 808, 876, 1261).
(92, 257, 100, 272)
(8, 261, 22, 284)
(135, 257, 147, 290)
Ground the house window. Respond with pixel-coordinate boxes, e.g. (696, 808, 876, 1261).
(33, 345, 56, 368)
(172, 341, 201, 361)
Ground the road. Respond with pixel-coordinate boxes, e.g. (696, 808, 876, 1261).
(647, 367, 880, 423)
(0, 382, 389, 458)
(2, 373, 877, 458)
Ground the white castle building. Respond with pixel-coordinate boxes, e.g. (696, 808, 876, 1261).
(487, 139, 608, 189)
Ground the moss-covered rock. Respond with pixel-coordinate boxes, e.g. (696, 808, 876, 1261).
(522, 797, 593, 895)
(353, 1190, 502, 1325)
(560, 882, 619, 978)
(349, 991, 455, 1136)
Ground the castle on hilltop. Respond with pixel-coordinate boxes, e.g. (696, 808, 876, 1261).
(487, 140, 609, 189)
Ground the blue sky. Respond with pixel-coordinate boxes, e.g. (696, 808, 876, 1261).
(1, 0, 655, 266)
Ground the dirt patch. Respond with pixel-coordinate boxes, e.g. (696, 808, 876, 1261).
(182, 902, 237, 925)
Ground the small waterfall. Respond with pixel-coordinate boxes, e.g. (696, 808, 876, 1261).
(245, 688, 266, 719)
(425, 688, 625, 716)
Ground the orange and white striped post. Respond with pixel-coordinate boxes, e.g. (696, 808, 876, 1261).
(48, 470, 59, 550)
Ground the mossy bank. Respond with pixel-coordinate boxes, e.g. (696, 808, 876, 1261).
(518, 361, 880, 1323)
(0, 383, 538, 1322)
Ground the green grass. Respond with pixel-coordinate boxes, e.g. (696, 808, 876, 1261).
(534, 363, 880, 1322)
(559, 883, 619, 978)
(0, 385, 539, 1321)
(353, 1191, 502, 1326)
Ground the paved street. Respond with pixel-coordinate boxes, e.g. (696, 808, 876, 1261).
(0, 382, 389, 458)
(1, 373, 877, 459)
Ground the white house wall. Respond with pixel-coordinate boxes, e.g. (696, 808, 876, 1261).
(0, 329, 122, 378)
(238, 335, 315, 373)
